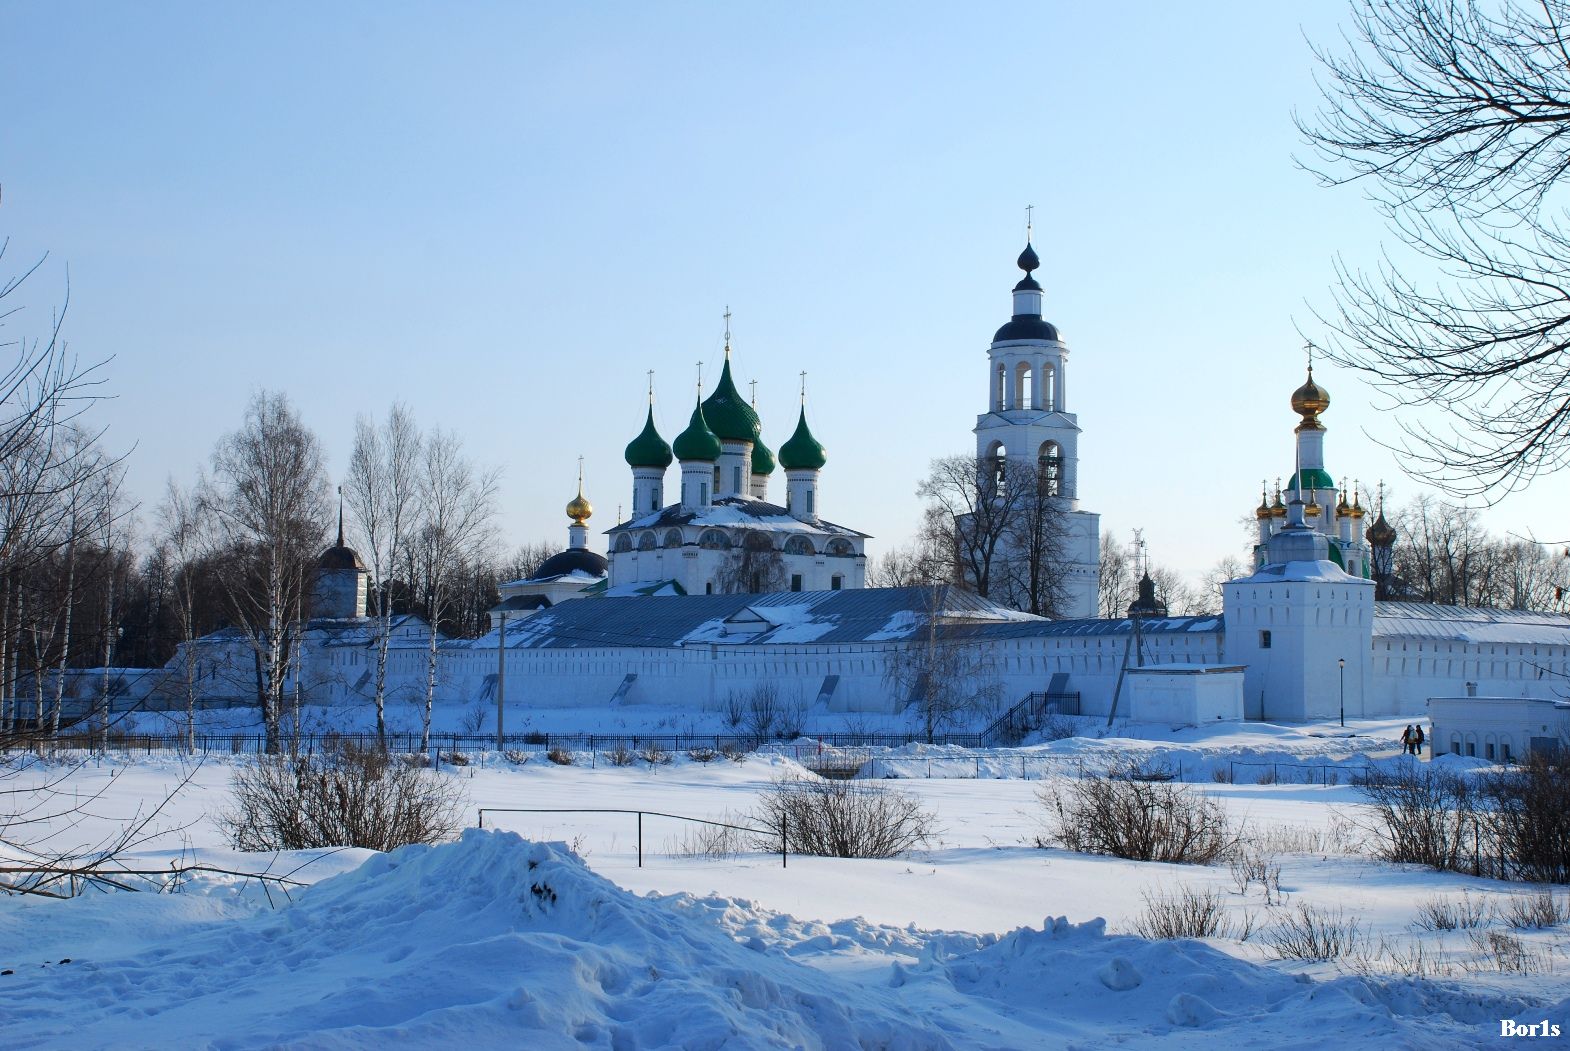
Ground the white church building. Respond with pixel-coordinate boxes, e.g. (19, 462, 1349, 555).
(122, 233, 1570, 739)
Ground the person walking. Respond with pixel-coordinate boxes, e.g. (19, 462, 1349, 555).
(1401, 724, 1414, 756)
(1413, 724, 1425, 757)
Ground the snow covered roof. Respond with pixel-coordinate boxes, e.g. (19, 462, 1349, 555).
(449, 587, 1223, 651)
(604, 495, 870, 539)
(1232, 559, 1372, 585)
(1373, 602, 1570, 647)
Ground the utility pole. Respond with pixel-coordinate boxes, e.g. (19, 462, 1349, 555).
(1338, 657, 1345, 728)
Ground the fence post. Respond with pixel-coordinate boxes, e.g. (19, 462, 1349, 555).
(637, 811, 643, 869)
(780, 815, 787, 869)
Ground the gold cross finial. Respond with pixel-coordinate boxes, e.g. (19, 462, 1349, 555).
(647, 369, 655, 404)
(1304, 340, 1317, 373)
(723, 306, 732, 357)
(749, 378, 757, 407)
(576, 455, 584, 494)
(696, 361, 704, 397)
(799, 370, 807, 404)
(1025, 204, 1034, 242)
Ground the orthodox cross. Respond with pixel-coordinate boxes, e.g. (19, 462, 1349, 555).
(799, 370, 807, 403)
(1025, 204, 1034, 241)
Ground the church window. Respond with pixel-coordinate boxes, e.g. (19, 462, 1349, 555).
(663, 528, 683, 548)
(705, 581, 714, 594)
(638, 532, 657, 551)
(831, 574, 843, 590)
(826, 538, 853, 557)
(701, 482, 709, 504)
(1014, 361, 1033, 409)
(733, 466, 742, 493)
(699, 529, 730, 549)
(614, 534, 633, 553)
(784, 535, 815, 556)
(995, 364, 1006, 411)
(806, 489, 814, 513)
(790, 574, 803, 592)
(1038, 441, 1062, 497)
(1259, 630, 1272, 649)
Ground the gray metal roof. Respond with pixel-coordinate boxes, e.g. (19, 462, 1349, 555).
(449, 587, 1223, 651)
(1373, 602, 1570, 646)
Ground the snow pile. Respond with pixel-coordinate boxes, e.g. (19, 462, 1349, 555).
(1, 830, 948, 1050)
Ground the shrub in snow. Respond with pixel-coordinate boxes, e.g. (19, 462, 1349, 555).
(640, 744, 673, 768)
(1130, 887, 1231, 940)
(605, 745, 636, 767)
(756, 774, 937, 859)
(1263, 903, 1366, 961)
(1411, 892, 1490, 932)
(1466, 930, 1551, 974)
(686, 746, 718, 763)
(222, 740, 465, 852)
(1353, 765, 1479, 872)
(546, 747, 573, 766)
(1501, 889, 1569, 930)
(1037, 776, 1235, 864)
(1481, 752, 1570, 883)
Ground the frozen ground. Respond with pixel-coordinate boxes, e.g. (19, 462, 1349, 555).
(1, 719, 1567, 1048)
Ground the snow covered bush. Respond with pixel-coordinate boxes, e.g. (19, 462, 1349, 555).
(222, 740, 465, 852)
(756, 774, 937, 859)
(1036, 775, 1235, 864)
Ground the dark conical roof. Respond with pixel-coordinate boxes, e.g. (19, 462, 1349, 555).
(701, 357, 761, 443)
(673, 399, 723, 462)
(778, 407, 827, 470)
(1017, 242, 1040, 272)
(624, 405, 673, 469)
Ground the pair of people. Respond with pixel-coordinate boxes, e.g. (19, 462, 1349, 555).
(1401, 723, 1425, 756)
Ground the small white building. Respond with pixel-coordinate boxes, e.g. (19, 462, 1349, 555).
(1428, 694, 1569, 763)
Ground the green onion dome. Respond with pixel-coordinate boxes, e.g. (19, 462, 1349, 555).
(778, 407, 827, 470)
(701, 358, 761, 443)
(750, 435, 776, 476)
(672, 399, 723, 462)
(623, 406, 673, 469)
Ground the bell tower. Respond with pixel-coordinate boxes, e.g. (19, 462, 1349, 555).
(970, 219, 1100, 618)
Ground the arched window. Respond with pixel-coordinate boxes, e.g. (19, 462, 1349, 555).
(985, 441, 1007, 490)
(1014, 361, 1033, 410)
(784, 535, 815, 556)
(663, 528, 684, 548)
(699, 529, 730, 550)
(1037, 440, 1063, 497)
(826, 538, 854, 557)
(1041, 361, 1056, 410)
(638, 531, 657, 551)
(614, 533, 633, 553)
(995, 364, 1006, 411)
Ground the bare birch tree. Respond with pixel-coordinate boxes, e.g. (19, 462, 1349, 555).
(205, 392, 330, 754)
(412, 428, 496, 751)
(344, 403, 423, 744)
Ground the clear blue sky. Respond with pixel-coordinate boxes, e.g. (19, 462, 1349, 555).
(3, 1, 1558, 581)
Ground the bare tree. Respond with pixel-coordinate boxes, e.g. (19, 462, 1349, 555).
(715, 530, 786, 594)
(883, 585, 1004, 742)
(1098, 531, 1134, 619)
(155, 480, 210, 750)
(411, 428, 497, 752)
(204, 392, 330, 754)
(344, 404, 423, 743)
(1300, 0, 1570, 497)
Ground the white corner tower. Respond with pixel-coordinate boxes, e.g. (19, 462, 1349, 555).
(971, 232, 1100, 618)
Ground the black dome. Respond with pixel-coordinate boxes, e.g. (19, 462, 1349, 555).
(318, 545, 365, 571)
(532, 548, 608, 579)
(992, 316, 1061, 342)
(1017, 242, 1040, 272)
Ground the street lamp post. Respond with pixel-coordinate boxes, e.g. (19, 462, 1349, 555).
(496, 611, 507, 751)
(1338, 658, 1346, 728)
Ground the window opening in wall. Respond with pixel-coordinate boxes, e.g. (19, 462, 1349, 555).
(831, 575, 843, 590)
(1260, 630, 1272, 649)
(806, 489, 813, 513)
(733, 466, 742, 493)
(1486, 742, 1495, 761)
(1503, 742, 1512, 762)
(705, 582, 713, 595)
(701, 482, 708, 504)
(1466, 741, 1475, 757)
(790, 574, 803, 592)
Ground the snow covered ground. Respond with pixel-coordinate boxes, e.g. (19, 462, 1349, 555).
(2, 719, 1568, 1048)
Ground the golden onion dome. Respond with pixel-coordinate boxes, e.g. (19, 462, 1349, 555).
(1291, 366, 1330, 424)
(566, 489, 593, 525)
(1270, 486, 1287, 518)
(1348, 492, 1366, 519)
(1336, 491, 1351, 517)
(1255, 494, 1272, 520)
(1304, 499, 1322, 518)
